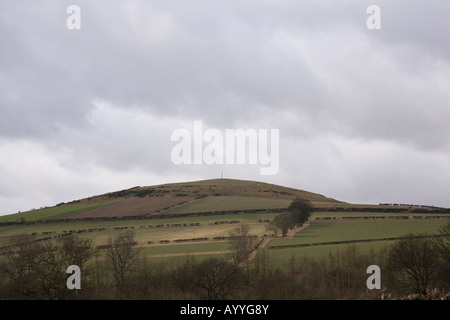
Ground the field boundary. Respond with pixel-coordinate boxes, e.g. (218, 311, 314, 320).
(90, 250, 233, 260)
(0, 208, 288, 226)
(3, 205, 448, 226)
(267, 233, 447, 250)
(312, 215, 450, 221)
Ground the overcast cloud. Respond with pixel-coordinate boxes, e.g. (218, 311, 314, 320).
(1, 0, 450, 215)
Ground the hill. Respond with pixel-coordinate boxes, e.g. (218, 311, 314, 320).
(1, 178, 449, 300)
(99, 178, 340, 202)
(0, 179, 341, 223)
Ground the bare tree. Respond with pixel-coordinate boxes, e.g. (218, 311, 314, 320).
(387, 234, 440, 297)
(433, 222, 450, 291)
(266, 222, 279, 237)
(229, 224, 257, 266)
(33, 240, 68, 299)
(57, 234, 94, 269)
(107, 230, 139, 297)
(194, 258, 242, 300)
(0, 234, 93, 299)
(170, 255, 197, 294)
(0, 234, 43, 298)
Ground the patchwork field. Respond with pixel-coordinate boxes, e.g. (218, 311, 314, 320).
(268, 219, 448, 248)
(0, 201, 114, 223)
(265, 241, 396, 268)
(162, 196, 292, 214)
(0, 212, 280, 253)
(0, 178, 449, 271)
(264, 218, 450, 269)
(69, 196, 196, 219)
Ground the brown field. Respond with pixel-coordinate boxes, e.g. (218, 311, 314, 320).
(69, 196, 196, 219)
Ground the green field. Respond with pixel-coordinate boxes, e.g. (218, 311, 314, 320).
(80, 223, 265, 247)
(266, 241, 394, 269)
(311, 211, 450, 218)
(162, 196, 291, 214)
(138, 242, 233, 256)
(268, 219, 448, 248)
(259, 219, 450, 270)
(132, 253, 232, 265)
(0, 201, 113, 223)
(0, 213, 281, 250)
(2, 179, 450, 300)
(1, 178, 449, 269)
(130, 178, 336, 203)
(90, 241, 233, 259)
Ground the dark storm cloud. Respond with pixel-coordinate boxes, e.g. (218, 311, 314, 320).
(1, 0, 450, 214)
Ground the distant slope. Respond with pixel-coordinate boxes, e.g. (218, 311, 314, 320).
(100, 178, 341, 203)
(68, 196, 197, 219)
(0, 179, 341, 223)
(162, 196, 293, 215)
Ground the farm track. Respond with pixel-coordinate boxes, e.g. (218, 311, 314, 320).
(248, 222, 311, 261)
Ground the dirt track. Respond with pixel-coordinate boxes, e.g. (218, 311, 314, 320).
(247, 222, 311, 261)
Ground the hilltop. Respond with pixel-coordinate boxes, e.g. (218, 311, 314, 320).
(0, 179, 342, 223)
(98, 178, 340, 203)
(1, 179, 449, 301)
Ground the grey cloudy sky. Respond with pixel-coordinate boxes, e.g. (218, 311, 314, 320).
(1, 0, 450, 215)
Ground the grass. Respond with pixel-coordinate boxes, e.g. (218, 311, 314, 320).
(268, 220, 448, 248)
(0, 214, 278, 249)
(0, 201, 113, 223)
(138, 242, 233, 255)
(311, 211, 450, 218)
(265, 241, 394, 268)
(1, 178, 448, 269)
(90, 241, 233, 259)
(0, 212, 278, 245)
(114, 223, 267, 246)
(263, 219, 449, 271)
(139, 253, 232, 265)
(141, 178, 336, 203)
(161, 196, 291, 214)
(85, 251, 232, 269)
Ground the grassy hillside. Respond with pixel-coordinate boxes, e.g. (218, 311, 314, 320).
(0, 201, 115, 223)
(109, 178, 338, 201)
(1, 177, 449, 269)
(1, 178, 449, 300)
(268, 219, 447, 248)
(0, 178, 339, 223)
(162, 196, 292, 214)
